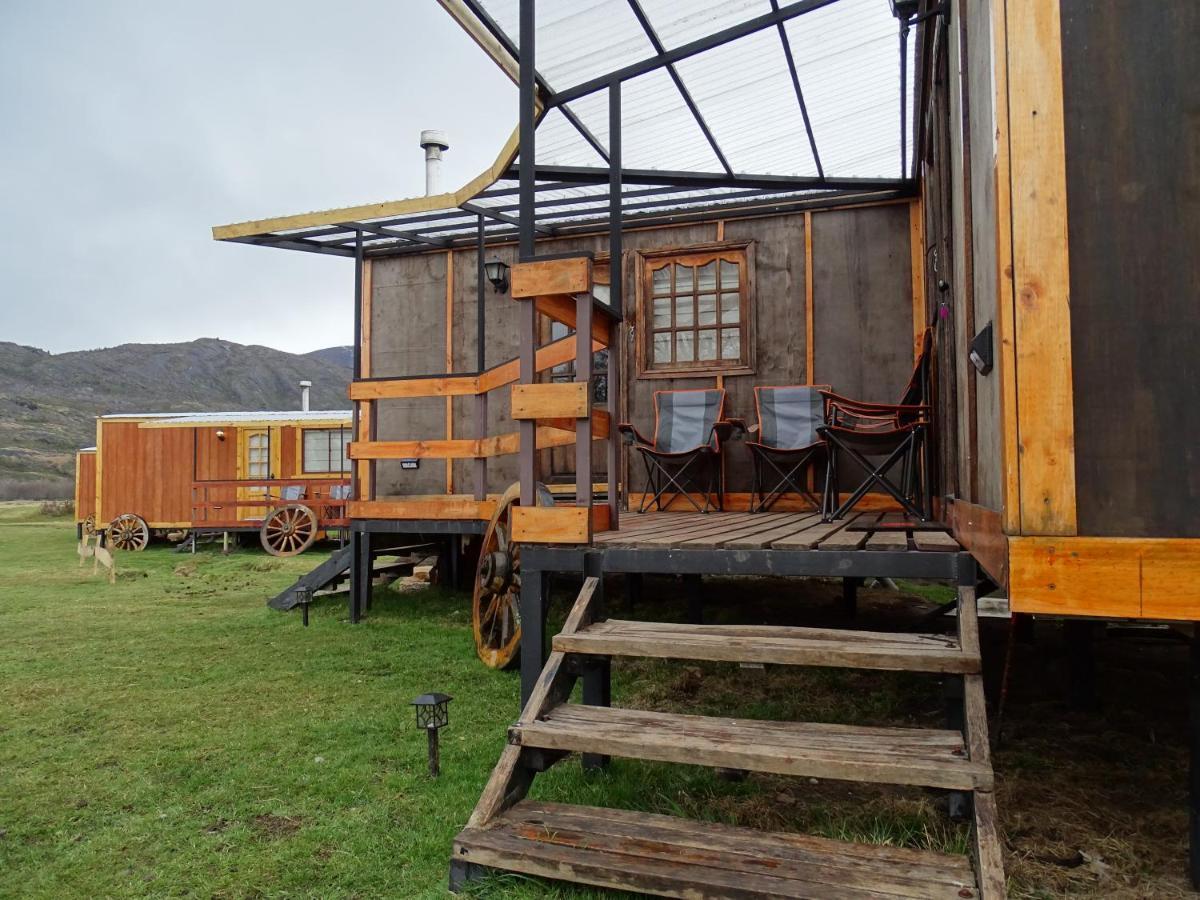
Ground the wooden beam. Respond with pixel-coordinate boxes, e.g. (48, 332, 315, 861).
(477, 335, 603, 393)
(511, 382, 589, 420)
(348, 497, 497, 521)
(947, 499, 1009, 588)
(1010, 536, 1200, 621)
(349, 375, 480, 401)
(804, 210, 814, 382)
(533, 295, 612, 346)
(511, 256, 592, 298)
(992, 0, 1021, 534)
(909, 198, 925, 362)
(511, 505, 591, 544)
(349, 438, 482, 460)
(1006, 1, 1077, 535)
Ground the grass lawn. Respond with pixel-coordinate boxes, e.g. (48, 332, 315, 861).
(0, 502, 1193, 897)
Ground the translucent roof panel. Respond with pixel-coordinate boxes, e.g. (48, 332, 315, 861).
(473, 0, 915, 180)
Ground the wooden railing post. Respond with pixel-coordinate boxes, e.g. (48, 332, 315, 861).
(576, 290, 594, 529)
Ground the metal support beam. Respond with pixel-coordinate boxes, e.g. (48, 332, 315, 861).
(337, 221, 450, 248)
(501, 164, 908, 192)
(770, 0, 824, 179)
(518, 0, 538, 507)
(460, 0, 610, 163)
(461, 200, 554, 236)
(626, 0, 733, 175)
(474, 214, 488, 502)
(607, 79, 623, 532)
(549, 0, 841, 106)
(351, 233, 363, 509)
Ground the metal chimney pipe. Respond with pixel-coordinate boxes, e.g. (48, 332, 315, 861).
(420, 129, 450, 196)
(299, 380, 311, 412)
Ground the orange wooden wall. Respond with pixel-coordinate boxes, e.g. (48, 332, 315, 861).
(74, 451, 96, 524)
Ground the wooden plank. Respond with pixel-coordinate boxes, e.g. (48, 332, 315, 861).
(673, 512, 800, 548)
(555, 621, 978, 674)
(476, 335, 604, 394)
(511, 506, 590, 544)
(818, 514, 876, 550)
(511, 382, 589, 420)
(971, 789, 1007, 900)
(909, 199, 926, 362)
(947, 499, 1008, 584)
(1007, 535, 1200, 621)
(467, 578, 599, 828)
(991, 0, 1020, 535)
(865, 529, 910, 551)
(771, 514, 861, 550)
(618, 512, 755, 546)
(1006, 0, 1077, 535)
(515, 705, 991, 791)
(347, 497, 495, 521)
(457, 801, 978, 899)
(912, 529, 960, 552)
(725, 513, 824, 549)
(348, 438, 481, 460)
(533, 294, 612, 346)
(1008, 536, 1140, 618)
(804, 209, 815, 382)
(511, 256, 592, 298)
(349, 375, 479, 401)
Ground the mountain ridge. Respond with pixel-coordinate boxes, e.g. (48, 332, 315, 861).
(0, 338, 352, 497)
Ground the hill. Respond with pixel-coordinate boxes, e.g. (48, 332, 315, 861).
(0, 338, 351, 498)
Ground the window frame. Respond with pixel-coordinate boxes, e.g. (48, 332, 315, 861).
(634, 241, 755, 379)
(300, 427, 350, 475)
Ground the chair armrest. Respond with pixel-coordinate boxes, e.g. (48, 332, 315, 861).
(711, 420, 740, 444)
(618, 422, 650, 447)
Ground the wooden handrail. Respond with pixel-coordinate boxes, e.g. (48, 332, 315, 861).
(348, 412, 609, 461)
(348, 335, 603, 401)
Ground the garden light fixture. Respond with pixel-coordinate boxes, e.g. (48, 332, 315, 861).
(411, 692, 452, 776)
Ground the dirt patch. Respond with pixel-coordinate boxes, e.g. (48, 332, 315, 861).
(252, 813, 303, 839)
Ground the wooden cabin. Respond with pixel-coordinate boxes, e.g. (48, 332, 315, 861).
(73, 447, 97, 536)
(213, 0, 1198, 893)
(86, 410, 352, 554)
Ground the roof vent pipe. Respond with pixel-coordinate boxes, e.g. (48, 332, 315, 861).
(299, 380, 312, 412)
(420, 129, 450, 196)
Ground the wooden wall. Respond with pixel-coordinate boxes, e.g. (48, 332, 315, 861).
(367, 203, 919, 498)
(74, 451, 96, 524)
(95, 422, 326, 528)
(1060, 0, 1200, 538)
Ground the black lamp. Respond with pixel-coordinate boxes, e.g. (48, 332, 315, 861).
(411, 692, 452, 776)
(294, 585, 313, 627)
(483, 256, 510, 293)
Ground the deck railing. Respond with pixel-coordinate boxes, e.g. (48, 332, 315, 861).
(346, 254, 620, 542)
(190, 478, 349, 529)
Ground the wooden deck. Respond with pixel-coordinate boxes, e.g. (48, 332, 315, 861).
(595, 510, 961, 553)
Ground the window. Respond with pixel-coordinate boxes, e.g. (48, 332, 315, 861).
(302, 428, 350, 474)
(640, 245, 752, 376)
(246, 431, 270, 479)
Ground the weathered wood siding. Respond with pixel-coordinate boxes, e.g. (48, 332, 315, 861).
(370, 204, 918, 498)
(74, 450, 96, 524)
(1060, 0, 1200, 537)
(96, 421, 198, 526)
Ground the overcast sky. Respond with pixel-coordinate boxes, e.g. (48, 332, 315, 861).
(0, 1, 516, 355)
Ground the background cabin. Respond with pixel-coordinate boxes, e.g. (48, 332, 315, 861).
(88, 410, 351, 552)
(73, 447, 97, 535)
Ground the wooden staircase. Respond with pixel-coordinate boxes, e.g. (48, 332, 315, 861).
(452, 578, 1005, 898)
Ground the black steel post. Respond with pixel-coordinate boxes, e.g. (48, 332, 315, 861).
(474, 216, 488, 501)
(517, 0, 537, 507)
(519, 567, 547, 707)
(607, 78, 623, 529)
(427, 727, 440, 777)
(351, 233, 363, 504)
(1065, 619, 1099, 712)
(1191, 627, 1200, 888)
(348, 531, 362, 623)
(684, 573, 703, 624)
(842, 576, 861, 618)
(899, 19, 909, 180)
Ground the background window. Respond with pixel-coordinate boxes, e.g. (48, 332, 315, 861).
(302, 428, 350, 473)
(642, 247, 750, 374)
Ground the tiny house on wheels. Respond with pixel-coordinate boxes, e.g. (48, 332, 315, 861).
(214, 0, 1198, 893)
(83, 409, 352, 556)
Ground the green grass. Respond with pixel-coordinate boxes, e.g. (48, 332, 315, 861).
(0, 508, 968, 898)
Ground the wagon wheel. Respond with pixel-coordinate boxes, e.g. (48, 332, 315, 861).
(260, 504, 317, 557)
(472, 482, 554, 670)
(108, 513, 149, 551)
(82, 515, 96, 536)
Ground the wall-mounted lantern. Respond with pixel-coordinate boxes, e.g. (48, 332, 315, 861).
(410, 692, 452, 776)
(483, 257, 510, 294)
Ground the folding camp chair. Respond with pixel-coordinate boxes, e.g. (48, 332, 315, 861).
(276, 484, 305, 502)
(740, 385, 832, 514)
(619, 389, 731, 513)
(818, 330, 934, 521)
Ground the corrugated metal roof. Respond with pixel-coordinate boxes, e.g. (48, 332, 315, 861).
(101, 410, 351, 424)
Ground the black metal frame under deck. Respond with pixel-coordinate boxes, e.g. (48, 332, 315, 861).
(515, 545, 977, 704)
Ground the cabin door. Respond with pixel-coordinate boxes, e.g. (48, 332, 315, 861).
(237, 428, 272, 522)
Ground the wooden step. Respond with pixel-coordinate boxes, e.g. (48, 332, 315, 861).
(453, 800, 981, 899)
(554, 619, 980, 674)
(512, 704, 992, 791)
